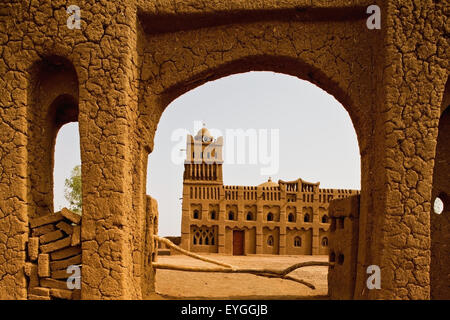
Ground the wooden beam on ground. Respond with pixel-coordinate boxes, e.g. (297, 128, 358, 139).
(154, 236, 234, 269)
(152, 235, 329, 291)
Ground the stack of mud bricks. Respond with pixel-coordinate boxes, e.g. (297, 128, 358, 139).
(25, 208, 81, 300)
(327, 194, 360, 300)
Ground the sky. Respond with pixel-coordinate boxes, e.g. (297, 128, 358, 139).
(54, 72, 361, 236)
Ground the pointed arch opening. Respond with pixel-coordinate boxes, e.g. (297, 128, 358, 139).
(146, 66, 361, 299)
(28, 56, 80, 217)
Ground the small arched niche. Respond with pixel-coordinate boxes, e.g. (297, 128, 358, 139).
(288, 212, 296, 223)
(294, 236, 302, 247)
(304, 213, 311, 223)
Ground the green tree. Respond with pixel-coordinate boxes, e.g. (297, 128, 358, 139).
(64, 165, 82, 213)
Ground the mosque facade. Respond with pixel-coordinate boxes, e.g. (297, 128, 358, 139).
(180, 128, 359, 255)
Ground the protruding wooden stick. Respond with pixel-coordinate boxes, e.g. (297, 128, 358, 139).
(152, 262, 328, 276)
(254, 272, 317, 290)
(153, 236, 328, 290)
(152, 263, 320, 290)
(153, 235, 234, 269)
(280, 261, 330, 276)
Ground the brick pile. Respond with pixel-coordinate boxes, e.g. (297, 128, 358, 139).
(25, 208, 82, 300)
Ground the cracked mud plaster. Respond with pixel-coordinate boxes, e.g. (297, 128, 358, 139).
(365, 0, 448, 300)
(0, 0, 448, 299)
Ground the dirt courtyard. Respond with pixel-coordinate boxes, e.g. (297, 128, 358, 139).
(153, 254, 329, 300)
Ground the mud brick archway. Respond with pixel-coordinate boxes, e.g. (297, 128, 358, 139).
(0, 0, 448, 299)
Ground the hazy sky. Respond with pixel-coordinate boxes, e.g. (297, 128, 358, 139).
(54, 72, 361, 236)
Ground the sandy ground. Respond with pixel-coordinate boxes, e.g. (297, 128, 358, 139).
(153, 254, 329, 300)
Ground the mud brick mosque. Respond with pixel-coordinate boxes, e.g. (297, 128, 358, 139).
(180, 128, 359, 255)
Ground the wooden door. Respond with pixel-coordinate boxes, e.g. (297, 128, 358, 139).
(233, 230, 245, 255)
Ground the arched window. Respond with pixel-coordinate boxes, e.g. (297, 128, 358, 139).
(322, 237, 329, 247)
(228, 211, 235, 220)
(193, 232, 201, 245)
(304, 213, 310, 222)
(31, 59, 80, 218)
(267, 212, 274, 221)
(246, 212, 253, 221)
(330, 251, 336, 264)
(193, 210, 200, 219)
(294, 236, 302, 247)
(193, 228, 216, 246)
(54, 124, 81, 214)
(288, 213, 295, 222)
(210, 211, 216, 220)
(322, 215, 329, 223)
(267, 235, 274, 246)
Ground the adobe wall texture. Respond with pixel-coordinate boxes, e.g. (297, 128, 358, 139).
(0, 0, 448, 299)
(328, 195, 360, 300)
(358, 1, 448, 300)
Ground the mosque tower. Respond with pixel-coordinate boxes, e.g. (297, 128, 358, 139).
(183, 127, 223, 184)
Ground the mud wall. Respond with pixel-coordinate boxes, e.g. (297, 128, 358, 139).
(0, 0, 448, 299)
(328, 195, 360, 300)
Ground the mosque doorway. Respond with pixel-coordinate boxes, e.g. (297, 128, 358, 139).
(233, 230, 245, 256)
